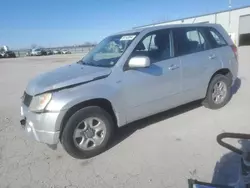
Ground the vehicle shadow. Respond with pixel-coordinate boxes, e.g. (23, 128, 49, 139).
(109, 100, 202, 150)
(231, 77, 241, 95)
(137, 64, 163, 76)
(212, 139, 250, 185)
(109, 77, 241, 151)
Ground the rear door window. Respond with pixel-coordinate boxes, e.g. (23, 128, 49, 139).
(173, 27, 208, 57)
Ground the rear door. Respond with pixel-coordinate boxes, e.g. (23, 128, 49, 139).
(172, 27, 221, 102)
(202, 27, 238, 81)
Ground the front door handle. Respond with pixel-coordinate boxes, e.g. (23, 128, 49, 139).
(208, 54, 216, 60)
(168, 64, 179, 70)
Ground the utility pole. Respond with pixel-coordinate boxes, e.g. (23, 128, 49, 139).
(228, 0, 232, 32)
(229, 0, 232, 8)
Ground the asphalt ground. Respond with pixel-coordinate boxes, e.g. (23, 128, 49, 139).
(0, 47, 249, 188)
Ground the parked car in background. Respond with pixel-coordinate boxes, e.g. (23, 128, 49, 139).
(30, 48, 47, 56)
(0, 50, 16, 58)
(61, 49, 71, 54)
(26, 50, 32, 56)
(31, 48, 42, 56)
(20, 24, 238, 159)
(41, 49, 47, 56)
(53, 49, 62, 54)
(45, 49, 53, 55)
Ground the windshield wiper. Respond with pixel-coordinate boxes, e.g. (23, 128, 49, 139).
(77, 60, 94, 66)
(77, 59, 109, 67)
(77, 59, 83, 64)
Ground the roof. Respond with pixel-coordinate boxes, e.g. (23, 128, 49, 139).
(113, 23, 219, 36)
(113, 27, 145, 35)
(134, 5, 250, 29)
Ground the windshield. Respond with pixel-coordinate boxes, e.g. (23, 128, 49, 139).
(80, 33, 138, 67)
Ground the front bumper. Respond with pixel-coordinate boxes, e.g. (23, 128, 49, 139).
(20, 104, 61, 145)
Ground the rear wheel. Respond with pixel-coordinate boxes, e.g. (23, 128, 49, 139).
(203, 74, 232, 109)
(61, 106, 114, 159)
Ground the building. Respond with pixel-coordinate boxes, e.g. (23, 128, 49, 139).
(135, 6, 250, 46)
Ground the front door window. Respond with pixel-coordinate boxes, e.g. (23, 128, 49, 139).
(131, 29, 171, 63)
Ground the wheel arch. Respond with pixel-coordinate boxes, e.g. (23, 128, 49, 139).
(202, 68, 233, 109)
(59, 98, 118, 140)
(208, 68, 233, 87)
(205, 68, 233, 96)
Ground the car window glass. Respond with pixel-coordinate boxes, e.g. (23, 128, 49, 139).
(187, 30, 200, 42)
(132, 30, 171, 63)
(142, 35, 151, 51)
(149, 35, 158, 50)
(94, 40, 122, 61)
(209, 29, 227, 47)
(82, 33, 138, 67)
(173, 28, 207, 56)
(199, 32, 205, 44)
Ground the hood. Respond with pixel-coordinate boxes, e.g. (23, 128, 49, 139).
(26, 63, 111, 95)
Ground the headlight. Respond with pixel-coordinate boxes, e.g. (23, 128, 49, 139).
(29, 93, 52, 112)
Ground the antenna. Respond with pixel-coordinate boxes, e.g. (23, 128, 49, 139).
(228, 0, 232, 33)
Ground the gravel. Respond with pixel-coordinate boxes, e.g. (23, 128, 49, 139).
(0, 48, 249, 188)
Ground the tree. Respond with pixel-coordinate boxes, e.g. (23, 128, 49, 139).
(84, 42, 92, 46)
(31, 44, 37, 49)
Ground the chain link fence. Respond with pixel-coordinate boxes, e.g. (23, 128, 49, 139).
(12, 46, 94, 58)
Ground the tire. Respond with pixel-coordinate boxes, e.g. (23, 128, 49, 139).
(61, 106, 114, 159)
(203, 74, 232, 109)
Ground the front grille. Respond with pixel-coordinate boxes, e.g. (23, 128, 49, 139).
(23, 92, 33, 107)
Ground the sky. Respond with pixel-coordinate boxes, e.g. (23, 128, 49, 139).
(1, 0, 250, 49)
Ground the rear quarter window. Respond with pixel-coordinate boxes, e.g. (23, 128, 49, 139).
(206, 28, 228, 48)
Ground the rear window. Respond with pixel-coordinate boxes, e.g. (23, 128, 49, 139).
(207, 28, 227, 48)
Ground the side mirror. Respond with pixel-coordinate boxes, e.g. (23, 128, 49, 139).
(128, 56, 150, 68)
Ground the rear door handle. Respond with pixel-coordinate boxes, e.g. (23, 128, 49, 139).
(168, 64, 179, 70)
(208, 54, 216, 60)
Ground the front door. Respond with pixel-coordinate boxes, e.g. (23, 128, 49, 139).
(121, 29, 182, 123)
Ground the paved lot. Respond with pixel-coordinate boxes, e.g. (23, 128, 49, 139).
(0, 48, 249, 188)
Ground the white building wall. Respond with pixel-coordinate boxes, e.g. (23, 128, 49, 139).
(157, 20, 182, 26)
(183, 15, 216, 24)
(157, 15, 216, 25)
(239, 15, 250, 34)
(137, 6, 250, 46)
(216, 12, 230, 31)
(228, 7, 250, 45)
(160, 7, 250, 46)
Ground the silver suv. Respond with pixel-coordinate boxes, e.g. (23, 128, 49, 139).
(20, 24, 238, 158)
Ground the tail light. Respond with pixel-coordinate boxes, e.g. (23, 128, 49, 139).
(231, 44, 238, 61)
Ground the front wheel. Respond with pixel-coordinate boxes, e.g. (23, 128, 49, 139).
(61, 106, 114, 159)
(203, 74, 232, 109)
